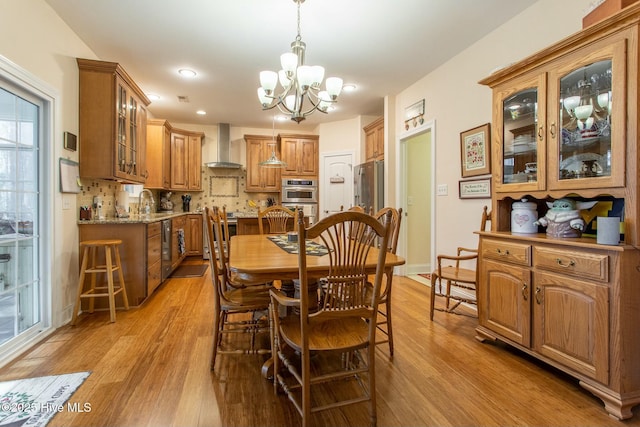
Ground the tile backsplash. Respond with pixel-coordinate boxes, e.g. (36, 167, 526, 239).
(77, 167, 279, 219)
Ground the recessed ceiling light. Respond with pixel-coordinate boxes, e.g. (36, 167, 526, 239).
(275, 115, 288, 122)
(178, 68, 197, 78)
(196, 110, 206, 115)
(146, 93, 161, 101)
(342, 84, 357, 92)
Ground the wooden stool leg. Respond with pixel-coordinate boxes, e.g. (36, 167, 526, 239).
(105, 245, 117, 323)
(113, 245, 129, 309)
(71, 246, 90, 326)
(88, 246, 97, 314)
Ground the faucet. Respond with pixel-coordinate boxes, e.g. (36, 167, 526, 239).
(138, 189, 155, 215)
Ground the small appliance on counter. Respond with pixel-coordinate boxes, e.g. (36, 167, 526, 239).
(158, 191, 174, 213)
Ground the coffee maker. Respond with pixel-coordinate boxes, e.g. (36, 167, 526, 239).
(158, 191, 174, 212)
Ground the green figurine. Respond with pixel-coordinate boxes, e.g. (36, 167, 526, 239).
(534, 198, 597, 238)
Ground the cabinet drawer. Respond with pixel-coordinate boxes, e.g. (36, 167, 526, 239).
(172, 216, 186, 228)
(147, 234, 161, 265)
(482, 239, 531, 266)
(148, 221, 161, 237)
(534, 247, 609, 282)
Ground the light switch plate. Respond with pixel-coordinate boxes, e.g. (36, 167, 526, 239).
(437, 184, 448, 196)
(62, 196, 71, 210)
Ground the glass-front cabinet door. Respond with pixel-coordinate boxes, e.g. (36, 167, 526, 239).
(547, 39, 626, 190)
(494, 73, 546, 193)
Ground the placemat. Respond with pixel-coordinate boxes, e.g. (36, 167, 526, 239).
(267, 235, 328, 256)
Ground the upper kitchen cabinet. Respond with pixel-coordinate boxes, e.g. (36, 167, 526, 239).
(146, 119, 172, 189)
(364, 117, 384, 162)
(77, 58, 150, 184)
(244, 135, 281, 192)
(170, 128, 204, 191)
(278, 134, 319, 177)
(484, 36, 626, 198)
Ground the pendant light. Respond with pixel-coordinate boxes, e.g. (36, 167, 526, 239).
(259, 115, 287, 168)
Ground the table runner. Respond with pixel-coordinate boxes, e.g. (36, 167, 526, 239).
(267, 235, 328, 256)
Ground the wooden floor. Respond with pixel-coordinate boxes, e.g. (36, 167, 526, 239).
(1, 259, 639, 426)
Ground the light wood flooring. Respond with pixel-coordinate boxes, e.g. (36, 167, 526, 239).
(1, 259, 639, 426)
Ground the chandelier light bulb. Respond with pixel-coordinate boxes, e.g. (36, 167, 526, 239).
(280, 52, 298, 74)
(326, 77, 344, 99)
(563, 95, 581, 115)
(257, 88, 271, 107)
(260, 71, 278, 94)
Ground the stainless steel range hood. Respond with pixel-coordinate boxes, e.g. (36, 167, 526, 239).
(206, 123, 242, 169)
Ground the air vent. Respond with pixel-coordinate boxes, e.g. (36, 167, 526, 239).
(177, 95, 190, 103)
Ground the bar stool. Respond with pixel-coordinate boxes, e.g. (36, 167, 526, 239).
(71, 239, 129, 325)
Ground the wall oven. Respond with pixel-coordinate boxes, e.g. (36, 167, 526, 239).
(281, 179, 318, 204)
(281, 179, 318, 224)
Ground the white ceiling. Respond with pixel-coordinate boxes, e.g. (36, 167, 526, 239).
(45, 0, 537, 131)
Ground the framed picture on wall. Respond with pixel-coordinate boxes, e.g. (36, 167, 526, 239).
(459, 177, 491, 199)
(460, 123, 491, 177)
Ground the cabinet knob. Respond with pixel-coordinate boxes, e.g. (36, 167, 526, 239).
(522, 283, 528, 301)
(537, 125, 544, 141)
(496, 248, 510, 256)
(550, 122, 556, 139)
(535, 286, 542, 304)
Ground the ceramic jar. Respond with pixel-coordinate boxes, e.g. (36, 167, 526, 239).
(511, 198, 538, 234)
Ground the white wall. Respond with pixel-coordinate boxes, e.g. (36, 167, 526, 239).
(0, 0, 98, 326)
(391, 0, 593, 259)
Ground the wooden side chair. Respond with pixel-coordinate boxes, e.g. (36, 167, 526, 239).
(270, 210, 393, 427)
(371, 206, 402, 355)
(429, 206, 491, 320)
(204, 207, 272, 371)
(258, 205, 298, 234)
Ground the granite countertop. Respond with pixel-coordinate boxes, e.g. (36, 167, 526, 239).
(78, 210, 260, 225)
(78, 211, 196, 225)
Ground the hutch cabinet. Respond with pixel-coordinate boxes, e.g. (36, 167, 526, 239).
(364, 117, 384, 162)
(244, 135, 281, 192)
(477, 5, 640, 420)
(77, 58, 150, 184)
(278, 134, 319, 177)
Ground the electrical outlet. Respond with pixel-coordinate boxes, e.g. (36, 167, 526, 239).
(437, 184, 448, 196)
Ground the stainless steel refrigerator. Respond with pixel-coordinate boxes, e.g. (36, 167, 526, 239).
(354, 160, 384, 213)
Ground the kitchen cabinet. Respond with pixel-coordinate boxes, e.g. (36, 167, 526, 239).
(364, 117, 384, 162)
(186, 214, 203, 256)
(278, 134, 319, 177)
(78, 223, 155, 307)
(146, 119, 171, 189)
(170, 129, 203, 191)
(171, 215, 187, 270)
(77, 58, 150, 184)
(147, 221, 162, 295)
(477, 7, 640, 419)
(244, 135, 281, 192)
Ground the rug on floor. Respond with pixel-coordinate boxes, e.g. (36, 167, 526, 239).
(418, 273, 431, 280)
(0, 371, 90, 427)
(170, 263, 209, 278)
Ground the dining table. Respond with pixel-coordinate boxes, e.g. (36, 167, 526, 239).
(228, 233, 406, 283)
(228, 233, 406, 378)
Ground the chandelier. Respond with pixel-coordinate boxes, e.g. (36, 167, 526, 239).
(257, 0, 343, 123)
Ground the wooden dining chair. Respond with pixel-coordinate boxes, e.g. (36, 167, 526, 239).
(258, 205, 298, 234)
(429, 205, 491, 320)
(204, 207, 272, 371)
(270, 210, 393, 427)
(371, 206, 402, 355)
